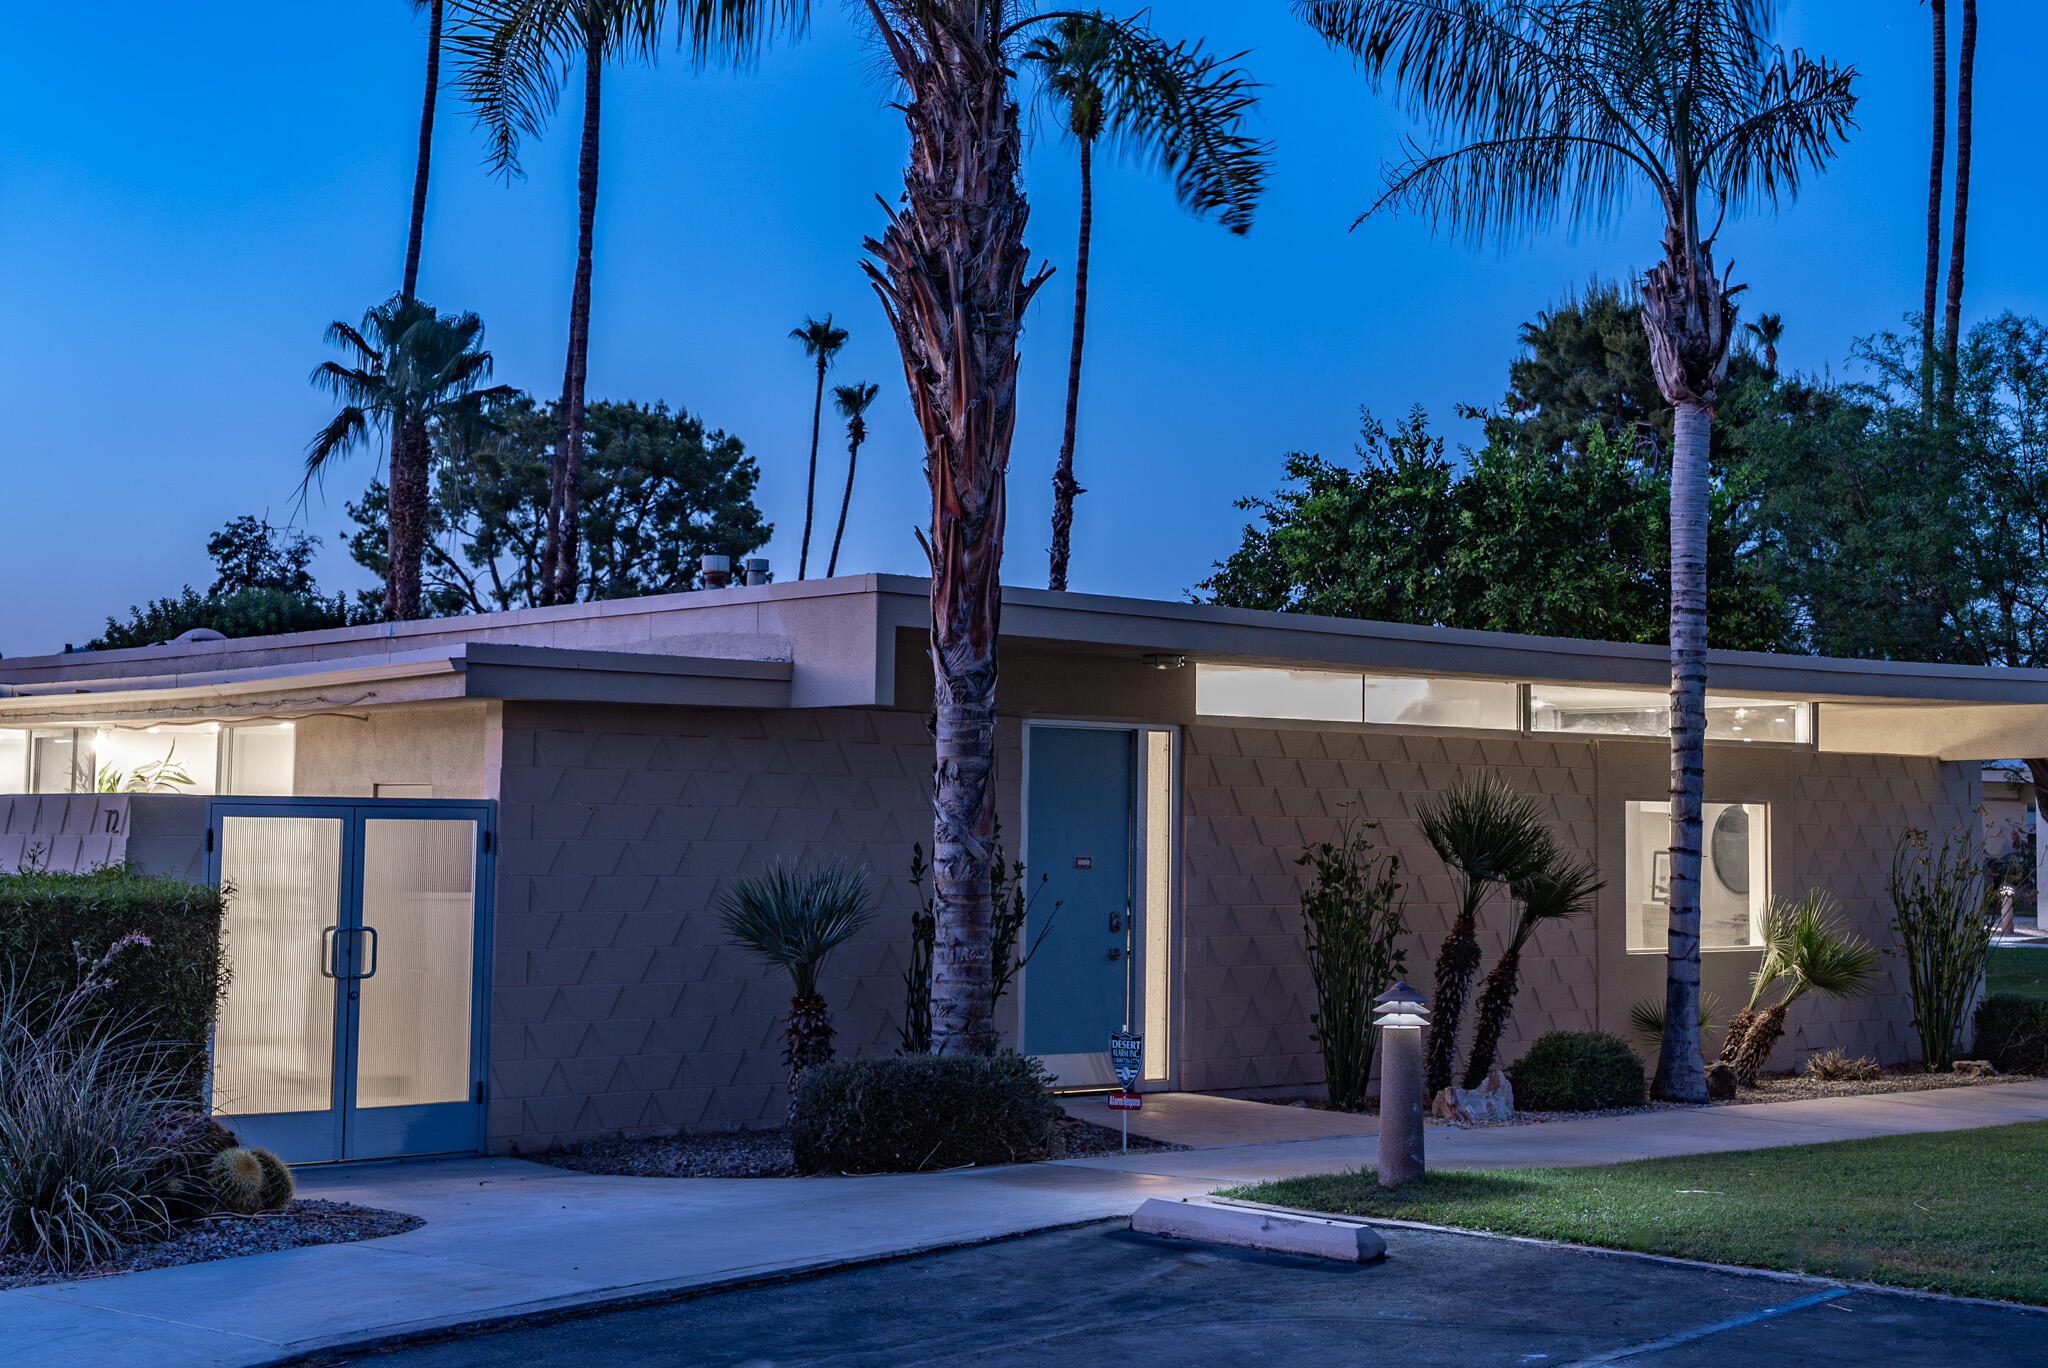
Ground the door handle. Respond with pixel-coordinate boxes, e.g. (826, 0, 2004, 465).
(356, 925, 380, 980)
(321, 926, 340, 979)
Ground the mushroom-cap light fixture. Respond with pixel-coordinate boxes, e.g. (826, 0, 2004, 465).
(1373, 982, 1430, 1030)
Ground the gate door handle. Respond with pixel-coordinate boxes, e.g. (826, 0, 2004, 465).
(321, 926, 340, 978)
(355, 925, 380, 980)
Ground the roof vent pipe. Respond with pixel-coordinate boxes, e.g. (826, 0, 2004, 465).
(700, 554, 732, 590)
(745, 558, 771, 587)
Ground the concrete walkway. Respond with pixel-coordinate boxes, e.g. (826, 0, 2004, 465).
(8, 1081, 2048, 1368)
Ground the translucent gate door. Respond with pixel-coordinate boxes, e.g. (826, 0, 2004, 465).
(210, 800, 492, 1162)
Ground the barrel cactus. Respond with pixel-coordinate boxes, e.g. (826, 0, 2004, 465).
(209, 1146, 296, 1213)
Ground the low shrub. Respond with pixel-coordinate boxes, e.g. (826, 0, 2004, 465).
(1973, 995, 2048, 1075)
(1803, 1048, 1882, 1082)
(790, 1052, 1061, 1174)
(0, 867, 228, 1096)
(1505, 1031, 1647, 1111)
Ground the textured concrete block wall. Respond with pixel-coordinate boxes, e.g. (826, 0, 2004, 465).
(487, 701, 1022, 1152)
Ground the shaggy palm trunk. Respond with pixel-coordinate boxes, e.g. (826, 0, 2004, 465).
(1922, 0, 1946, 417)
(828, 417, 865, 578)
(1047, 134, 1093, 592)
(1941, 0, 1975, 413)
(402, 0, 442, 303)
(862, 1, 1047, 1055)
(1719, 1005, 1759, 1063)
(800, 360, 826, 578)
(784, 990, 836, 1083)
(386, 410, 431, 620)
(1461, 942, 1524, 1090)
(543, 19, 600, 607)
(1730, 999, 1793, 1085)
(1424, 885, 1486, 1096)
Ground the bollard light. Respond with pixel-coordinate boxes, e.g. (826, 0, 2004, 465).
(1375, 981, 1431, 1188)
(1373, 982, 1431, 1030)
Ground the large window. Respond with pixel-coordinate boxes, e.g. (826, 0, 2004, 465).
(1625, 800, 1768, 952)
(1195, 664, 1518, 730)
(0, 722, 294, 796)
(1529, 686, 1810, 744)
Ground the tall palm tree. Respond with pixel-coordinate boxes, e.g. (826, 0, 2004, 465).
(1301, 0, 1857, 1102)
(1022, 13, 1269, 592)
(305, 296, 506, 620)
(790, 314, 848, 579)
(1940, 0, 1976, 414)
(1744, 312, 1784, 376)
(1415, 773, 1557, 1096)
(859, 0, 1252, 1054)
(1463, 852, 1602, 1089)
(1922, 0, 1947, 417)
(455, 0, 809, 606)
(828, 381, 879, 578)
(403, 0, 446, 303)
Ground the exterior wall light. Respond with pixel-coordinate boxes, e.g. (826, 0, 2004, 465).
(1142, 653, 1188, 670)
(1374, 982, 1430, 1187)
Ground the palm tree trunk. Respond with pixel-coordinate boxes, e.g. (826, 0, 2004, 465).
(800, 360, 825, 579)
(1047, 134, 1093, 592)
(1922, 0, 1947, 418)
(401, 0, 442, 303)
(544, 18, 601, 608)
(1941, 0, 1975, 413)
(1461, 942, 1523, 1090)
(828, 428, 862, 578)
(1424, 886, 1485, 1096)
(387, 410, 431, 620)
(1655, 398, 1712, 1103)
(861, 0, 1048, 1056)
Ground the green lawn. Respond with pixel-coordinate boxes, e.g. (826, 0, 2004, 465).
(1987, 947, 2048, 1004)
(1226, 1122, 2048, 1304)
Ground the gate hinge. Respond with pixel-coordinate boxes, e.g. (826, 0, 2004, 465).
(205, 827, 214, 853)
(475, 1079, 486, 1105)
(482, 830, 494, 854)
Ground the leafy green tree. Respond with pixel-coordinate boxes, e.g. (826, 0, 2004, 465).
(205, 516, 322, 597)
(89, 518, 356, 650)
(1303, 0, 1857, 1101)
(1023, 12, 1269, 591)
(789, 314, 847, 579)
(347, 392, 770, 613)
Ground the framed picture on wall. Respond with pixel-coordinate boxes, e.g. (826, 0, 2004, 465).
(1650, 851, 1672, 904)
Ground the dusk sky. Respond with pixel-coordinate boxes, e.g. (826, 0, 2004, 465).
(3, 1, 2040, 657)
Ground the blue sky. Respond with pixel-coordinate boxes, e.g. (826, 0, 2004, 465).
(2, 2, 2040, 656)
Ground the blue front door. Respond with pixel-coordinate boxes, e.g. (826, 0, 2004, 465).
(1024, 727, 1134, 1075)
(207, 799, 492, 1162)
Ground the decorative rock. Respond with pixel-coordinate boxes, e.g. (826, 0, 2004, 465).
(1953, 1059, 1999, 1077)
(1429, 1068, 1515, 1124)
(1133, 1197, 1387, 1262)
(1705, 1062, 1738, 1098)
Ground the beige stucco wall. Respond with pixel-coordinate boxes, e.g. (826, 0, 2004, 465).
(293, 701, 493, 798)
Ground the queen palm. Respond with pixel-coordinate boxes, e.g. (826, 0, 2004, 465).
(306, 296, 506, 620)
(455, 0, 809, 606)
(1022, 13, 1268, 592)
(859, 0, 1262, 1054)
(790, 314, 848, 579)
(828, 381, 879, 578)
(1301, 0, 1857, 1101)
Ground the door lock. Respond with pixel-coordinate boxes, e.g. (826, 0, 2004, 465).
(1106, 947, 1122, 961)
(1108, 916, 1123, 933)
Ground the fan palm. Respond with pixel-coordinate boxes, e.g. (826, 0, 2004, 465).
(1022, 13, 1269, 592)
(828, 381, 879, 578)
(454, 0, 809, 606)
(1724, 891, 1878, 1084)
(1414, 773, 1557, 1095)
(305, 295, 508, 620)
(719, 858, 875, 1081)
(859, 0, 1263, 1055)
(1941, 0, 1976, 414)
(403, 0, 446, 303)
(1463, 852, 1602, 1088)
(1300, 0, 1857, 1101)
(790, 314, 848, 579)
(1744, 312, 1784, 376)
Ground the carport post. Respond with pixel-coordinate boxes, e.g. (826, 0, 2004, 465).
(1374, 984, 1430, 1187)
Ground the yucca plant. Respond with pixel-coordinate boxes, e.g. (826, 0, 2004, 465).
(720, 859, 875, 1082)
(1416, 773, 1557, 1095)
(1462, 852, 1601, 1089)
(1725, 891, 1879, 1084)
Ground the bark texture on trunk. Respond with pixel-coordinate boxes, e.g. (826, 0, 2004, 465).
(1424, 896, 1485, 1097)
(386, 410, 432, 621)
(1923, 0, 1947, 416)
(1941, 0, 1975, 412)
(800, 360, 826, 579)
(828, 418, 865, 578)
(1460, 943, 1523, 1090)
(544, 18, 601, 607)
(862, 0, 1048, 1056)
(402, 0, 443, 303)
(1047, 134, 1092, 592)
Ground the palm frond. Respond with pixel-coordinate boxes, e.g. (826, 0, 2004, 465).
(450, 0, 583, 179)
(1629, 990, 1720, 1046)
(833, 380, 881, 418)
(718, 858, 875, 997)
(1507, 849, 1602, 949)
(791, 313, 849, 358)
(1416, 771, 1556, 887)
(303, 407, 372, 482)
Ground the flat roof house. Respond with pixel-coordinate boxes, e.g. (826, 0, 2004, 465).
(5, 575, 2043, 1162)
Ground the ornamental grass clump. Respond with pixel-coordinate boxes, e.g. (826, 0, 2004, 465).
(1295, 814, 1407, 1110)
(1887, 827, 1998, 1070)
(720, 859, 875, 1083)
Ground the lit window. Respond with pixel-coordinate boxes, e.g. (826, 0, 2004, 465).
(94, 724, 221, 794)
(1362, 676, 1517, 729)
(227, 722, 296, 796)
(1530, 687, 1810, 743)
(1625, 800, 1767, 952)
(1195, 664, 1516, 729)
(0, 730, 25, 793)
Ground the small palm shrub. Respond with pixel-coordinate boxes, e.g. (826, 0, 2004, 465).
(1803, 1048, 1881, 1082)
(1973, 997, 2048, 1075)
(1724, 892, 1879, 1084)
(720, 859, 875, 1082)
(1506, 1031, 1647, 1111)
(1295, 814, 1407, 1109)
(1628, 992, 1720, 1053)
(789, 1052, 1061, 1174)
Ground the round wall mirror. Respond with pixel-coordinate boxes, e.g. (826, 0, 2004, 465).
(1710, 806, 1750, 896)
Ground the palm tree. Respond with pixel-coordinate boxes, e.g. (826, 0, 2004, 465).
(1414, 773, 1557, 1096)
(1941, 0, 1976, 414)
(719, 859, 875, 1083)
(790, 314, 848, 579)
(1723, 891, 1878, 1084)
(827, 381, 879, 578)
(455, 0, 809, 606)
(403, 0, 446, 303)
(859, 0, 1264, 1055)
(1745, 312, 1784, 376)
(305, 296, 506, 620)
(1462, 852, 1601, 1089)
(1022, 14, 1269, 592)
(1301, 0, 1857, 1102)
(1922, 0, 1947, 417)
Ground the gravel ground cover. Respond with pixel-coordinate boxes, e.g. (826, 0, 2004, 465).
(0, 1199, 422, 1291)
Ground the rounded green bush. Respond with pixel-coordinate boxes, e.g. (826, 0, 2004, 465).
(790, 1051, 1060, 1174)
(1506, 1030, 1647, 1110)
